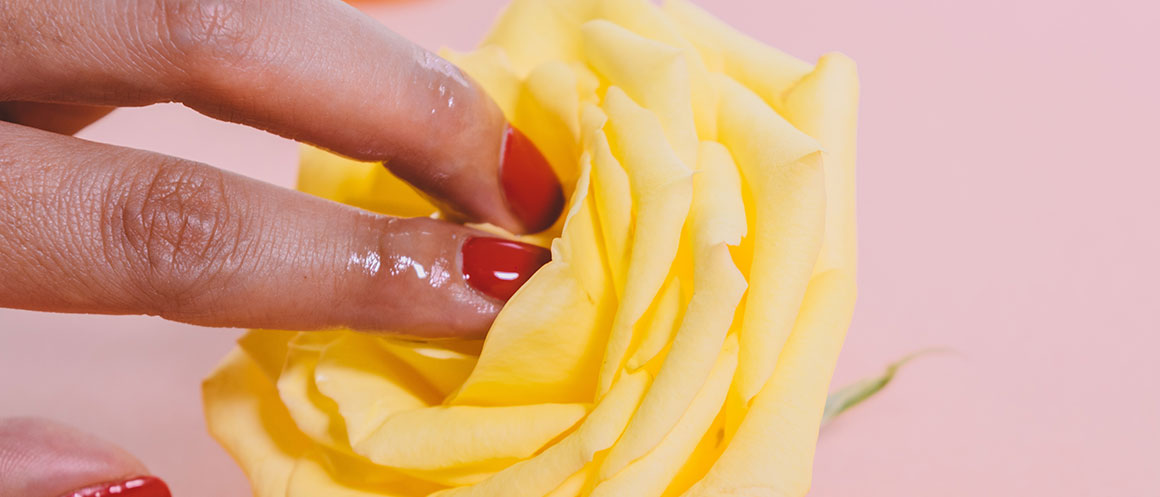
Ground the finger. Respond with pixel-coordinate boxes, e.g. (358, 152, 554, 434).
(0, 123, 550, 338)
(0, 0, 564, 233)
(0, 102, 113, 135)
(0, 417, 170, 497)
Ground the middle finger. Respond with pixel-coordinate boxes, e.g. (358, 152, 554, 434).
(0, 0, 564, 234)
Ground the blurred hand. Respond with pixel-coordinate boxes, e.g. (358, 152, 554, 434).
(0, 418, 168, 497)
(0, 0, 564, 494)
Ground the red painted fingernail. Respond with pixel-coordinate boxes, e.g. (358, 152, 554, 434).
(63, 476, 171, 497)
(462, 237, 552, 301)
(500, 124, 565, 233)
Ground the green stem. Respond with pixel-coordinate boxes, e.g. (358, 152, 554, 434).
(821, 349, 948, 426)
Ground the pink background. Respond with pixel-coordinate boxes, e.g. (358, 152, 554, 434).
(1, 0, 1157, 495)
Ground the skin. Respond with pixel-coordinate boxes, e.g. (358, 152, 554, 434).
(0, 0, 544, 493)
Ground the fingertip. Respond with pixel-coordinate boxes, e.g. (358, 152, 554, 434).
(0, 417, 161, 497)
(498, 124, 566, 234)
(461, 236, 552, 301)
(62, 475, 171, 497)
(377, 118, 565, 236)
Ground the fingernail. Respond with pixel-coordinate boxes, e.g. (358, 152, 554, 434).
(62, 476, 171, 497)
(500, 124, 565, 233)
(462, 237, 552, 301)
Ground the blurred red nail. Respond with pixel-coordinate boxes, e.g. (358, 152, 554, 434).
(462, 237, 551, 301)
(63, 476, 170, 497)
(500, 124, 565, 233)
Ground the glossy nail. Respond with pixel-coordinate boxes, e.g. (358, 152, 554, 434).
(500, 124, 565, 233)
(462, 237, 551, 301)
(62, 476, 171, 497)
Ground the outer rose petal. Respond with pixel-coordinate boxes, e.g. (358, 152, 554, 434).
(783, 53, 861, 276)
(287, 452, 442, 497)
(714, 75, 826, 403)
(277, 333, 351, 451)
(314, 335, 441, 445)
(682, 270, 856, 497)
(590, 334, 739, 497)
(662, 0, 812, 112)
(203, 349, 309, 497)
(480, 0, 589, 76)
(237, 329, 298, 381)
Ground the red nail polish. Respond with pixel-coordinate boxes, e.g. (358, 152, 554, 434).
(63, 476, 170, 497)
(500, 124, 565, 233)
(462, 237, 552, 301)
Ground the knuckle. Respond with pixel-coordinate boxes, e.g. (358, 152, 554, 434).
(111, 158, 247, 307)
(157, 0, 265, 73)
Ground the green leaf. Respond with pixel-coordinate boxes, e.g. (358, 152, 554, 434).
(821, 349, 945, 426)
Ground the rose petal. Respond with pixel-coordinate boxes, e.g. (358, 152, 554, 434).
(286, 451, 441, 497)
(581, 20, 698, 165)
(663, 0, 812, 112)
(682, 270, 856, 497)
(591, 334, 738, 497)
(596, 87, 693, 395)
(598, 244, 745, 478)
(277, 333, 351, 451)
(375, 338, 481, 398)
(352, 403, 587, 473)
(297, 146, 436, 218)
(203, 349, 309, 497)
(314, 335, 442, 446)
(441, 47, 521, 119)
(715, 75, 826, 402)
(237, 329, 298, 382)
(585, 107, 631, 297)
(624, 276, 682, 371)
(481, 0, 590, 76)
(689, 141, 748, 251)
(430, 371, 650, 497)
(783, 53, 861, 276)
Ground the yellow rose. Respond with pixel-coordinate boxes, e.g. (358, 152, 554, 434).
(203, 1, 859, 496)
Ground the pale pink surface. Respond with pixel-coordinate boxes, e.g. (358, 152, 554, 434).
(1, 1, 1156, 495)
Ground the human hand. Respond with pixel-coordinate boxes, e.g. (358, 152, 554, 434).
(0, 0, 564, 338)
(0, 1, 564, 494)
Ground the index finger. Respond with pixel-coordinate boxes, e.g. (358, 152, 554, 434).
(0, 0, 564, 233)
